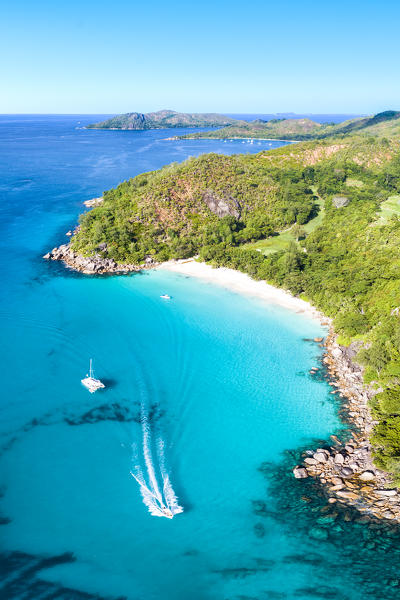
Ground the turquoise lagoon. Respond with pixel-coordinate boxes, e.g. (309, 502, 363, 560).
(1, 116, 400, 600)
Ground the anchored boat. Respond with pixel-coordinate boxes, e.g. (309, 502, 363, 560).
(81, 359, 105, 393)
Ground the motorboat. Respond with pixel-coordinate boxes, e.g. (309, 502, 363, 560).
(81, 359, 105, 393)
(160, 294, 171, 300)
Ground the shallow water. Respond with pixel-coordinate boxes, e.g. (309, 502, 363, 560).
(1, 116, 399, 600)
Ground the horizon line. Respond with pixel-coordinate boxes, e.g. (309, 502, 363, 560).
(0, 111, 369, 117)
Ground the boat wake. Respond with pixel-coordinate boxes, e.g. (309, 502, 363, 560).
(131, 404, 183, 519)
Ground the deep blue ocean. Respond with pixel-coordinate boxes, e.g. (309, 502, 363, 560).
(1, 115, 399, 600)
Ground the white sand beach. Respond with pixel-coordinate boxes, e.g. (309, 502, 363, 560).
(159, 259, 330, 324)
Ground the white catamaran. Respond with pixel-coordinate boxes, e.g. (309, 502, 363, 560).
(81, 359, 105, 393)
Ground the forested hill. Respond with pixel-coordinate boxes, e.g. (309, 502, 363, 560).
(86, 110, 240, 130)
(178, 117, 325, 140)
(70, 129, 400, 479)
(178, 110, 400, 141)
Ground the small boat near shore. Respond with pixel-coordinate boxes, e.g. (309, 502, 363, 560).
(81, 359, 105, 393)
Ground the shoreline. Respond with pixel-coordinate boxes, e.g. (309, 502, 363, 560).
(166, 135, 300, 143)
(299, 332, 400, 523)
(158, 259, 400, 522)
(158, 258, 329, 325)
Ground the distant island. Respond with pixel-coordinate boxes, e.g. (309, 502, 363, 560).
(46, 109, 400, 520)
(175, 110, 400, 141)
(86, 110, 240, 130)
(87, 109, 400, 143)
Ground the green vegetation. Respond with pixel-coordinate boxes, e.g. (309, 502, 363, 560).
(72, 152, 317, 263)
(86, 110, 239, 130)
(180, 117, 324, 140)
(242, 187, 324, 255)
(371, 387, 400, 480)
(71, 119, 400, 481)
(178, 110, 400, 141)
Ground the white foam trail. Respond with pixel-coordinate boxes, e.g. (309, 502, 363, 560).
(130, 444, 166, 517)
(163, 474, 184, 515)
(130, 471, 166, 517)
(141, 407, 163, 504)
(130, 441, 164, 516)
(158, 438, 184, 515)
(130, 405, 183, 519)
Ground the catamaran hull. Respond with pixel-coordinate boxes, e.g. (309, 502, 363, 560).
(81, 377, 105, 393)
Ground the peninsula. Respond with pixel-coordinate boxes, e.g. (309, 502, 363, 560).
(46, 110, 400, 517)
(175, 110, 400, 141)
(86, 109, 240, 130)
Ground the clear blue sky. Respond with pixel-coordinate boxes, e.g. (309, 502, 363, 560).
(2, 0, 399, 114)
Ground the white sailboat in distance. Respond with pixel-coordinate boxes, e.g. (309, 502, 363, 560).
(81, 359, 105, 393)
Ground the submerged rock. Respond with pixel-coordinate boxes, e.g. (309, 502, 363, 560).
(309, 527, 329, 541)
(253, 522, 266, 538)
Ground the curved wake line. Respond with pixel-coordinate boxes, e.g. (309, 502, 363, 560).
(131, 404, 183, 519)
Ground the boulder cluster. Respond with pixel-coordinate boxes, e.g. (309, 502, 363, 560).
(293, 332, 400, 522)
(83, 197, 103, 208)
(43, 243, 156, 274)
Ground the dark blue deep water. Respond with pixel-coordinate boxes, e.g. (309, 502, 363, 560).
(1, 116, 400, 600)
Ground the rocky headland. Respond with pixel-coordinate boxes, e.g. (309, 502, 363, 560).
(43, 243, 157, 274)
(293, 332, 400, 522)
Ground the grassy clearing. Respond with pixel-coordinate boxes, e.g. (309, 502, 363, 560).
(346, 177, 364, 188)
(304, 188, 325, 233)
(244, 188, 325, 255)
(375, 195, 400, 224)
(243, 229, 296, 255)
